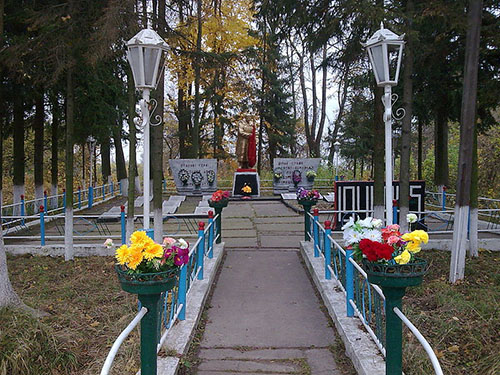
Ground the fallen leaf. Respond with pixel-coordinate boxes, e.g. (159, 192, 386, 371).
(448, 345, 459, 353)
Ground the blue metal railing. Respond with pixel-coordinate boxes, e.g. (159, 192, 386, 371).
(306, 211, 443, 372)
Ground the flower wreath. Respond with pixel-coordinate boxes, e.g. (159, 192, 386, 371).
(178, 169, 190, 185)
(206, 170, 216, 184)
(191, 170, 203, 186)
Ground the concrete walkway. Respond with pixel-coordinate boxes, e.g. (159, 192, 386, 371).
(194, 200, 346, 375)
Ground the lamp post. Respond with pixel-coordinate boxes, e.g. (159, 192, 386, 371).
(334, 141, 341, 181)
(126, 28, 167, 232)
(362, 22, 404, 225)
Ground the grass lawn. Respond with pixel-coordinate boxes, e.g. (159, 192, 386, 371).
(1, 255, 139, 375)
(1, 250, 499, 375)
(403, 250, 500, 375)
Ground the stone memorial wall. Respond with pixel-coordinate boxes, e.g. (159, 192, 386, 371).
(169, 159, 218, 195)
(273, 158, 321, 194)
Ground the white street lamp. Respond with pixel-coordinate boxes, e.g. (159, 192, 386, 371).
(334, 141, 341, 181)
(127, 28, 168, 231)
(362, 22, 405, 225)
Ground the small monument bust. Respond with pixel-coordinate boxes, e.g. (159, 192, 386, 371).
(235, 116, 255, 169)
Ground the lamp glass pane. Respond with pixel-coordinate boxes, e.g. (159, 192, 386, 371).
(143, 47, 160, 86)
(370, 44, 386, 83)
(388, 44, 400, 82)
(128, 46, 143, 86)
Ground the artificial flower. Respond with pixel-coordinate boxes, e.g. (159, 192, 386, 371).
(178, 238, 189, 249)
(407, 213, 418, 224)
(104, 238, 114, 248)
(363, 229, 382, 242)
(341, 217, 355, 231)
(163, 237, 176, 247)
(143, 243, 164, 260)
(127, 245, 144, 270)
(394, 250, 411, 264)
(115, 244, 130, 265)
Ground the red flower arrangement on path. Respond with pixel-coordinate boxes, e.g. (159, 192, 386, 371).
(210, 190, 230, 202)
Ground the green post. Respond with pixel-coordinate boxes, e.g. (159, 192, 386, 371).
(299, 200, 316, 241)
(364, 259, 427, 375)
(382, 286, 406, 375)
(214, 206, 223, 244)
(138, 293, 161, 375)
(208, 199, 228, 244)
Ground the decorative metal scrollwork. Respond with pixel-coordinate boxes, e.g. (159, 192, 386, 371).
(391, 93, 406, 121)
(148, 98, 163, 127)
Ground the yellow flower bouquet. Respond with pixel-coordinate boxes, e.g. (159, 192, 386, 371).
(113, 231, 189, 281)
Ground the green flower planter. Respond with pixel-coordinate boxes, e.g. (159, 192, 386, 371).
(115, 265, 178, 295)
(362, 258, 427, 288)
(208, 199, 228, 209)
(115, 265, 179, 375)
(362, 258, 428, 375)
(208, 198, 228, 243)
(298, 199, 318, 241)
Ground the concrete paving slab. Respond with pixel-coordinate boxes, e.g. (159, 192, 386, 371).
(259, 235, 303, 249)
(221, 218, 254, 229)
(223, 203, 255, 217)
(305, 348, 339, 374)
(197, 359, 301, 373)
(256, 223, 303, 233)
(223, 237, 259, 248)
(198, 372, 295, 375)
(254, 217, 303, 224)
(198, 348, 305, 361)
(202, 250, 334, 348)
(223, 229, 258, 238)
(254, 203, 297, 217)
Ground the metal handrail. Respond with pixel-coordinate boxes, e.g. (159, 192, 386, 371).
(393, 307, 444, 375)
(100, 307, 148, 375)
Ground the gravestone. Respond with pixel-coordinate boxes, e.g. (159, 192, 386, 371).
(273, 158, 321, 194)
(169, 159, 218, 195)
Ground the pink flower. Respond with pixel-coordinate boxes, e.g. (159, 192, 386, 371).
(386, 224, 400, 232)
(163, 237, 176, 247)
(387, 235, 400, 245)
(174, 248, 189, 266)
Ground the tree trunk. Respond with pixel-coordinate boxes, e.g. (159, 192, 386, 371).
(450, 0, 482, 283)
(51, 94, 59, 208)
(417, 120, 423, 180)
(113, 123, 128, 195)
(101, 139, 111, 184)
(34, 91, 45, 211)
(191, 0, 202, 158)
(13, 94, 24, 215)
(373, 85, 385, 220)
(65, 68, 74, 261)
(127, 68, 137, 241)
(434, 104, 449, 195)
(315, 45, 328, 157)
(152, 0, 165, 242)
(399, 0, 414, 232)
(309, 52, 318, 157)
(298, 51, 313, 156)
(468, 126, 479, 257)
(257, 19, 266, 174)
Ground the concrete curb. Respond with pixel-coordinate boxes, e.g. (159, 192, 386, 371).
(156, 242, 226, 375)
(300, 241, 385, 375)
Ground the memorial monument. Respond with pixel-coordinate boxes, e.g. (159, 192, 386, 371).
(233, 116, 260, 196)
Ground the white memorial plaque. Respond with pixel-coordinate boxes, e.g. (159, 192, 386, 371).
(169, 159, 218, 195)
